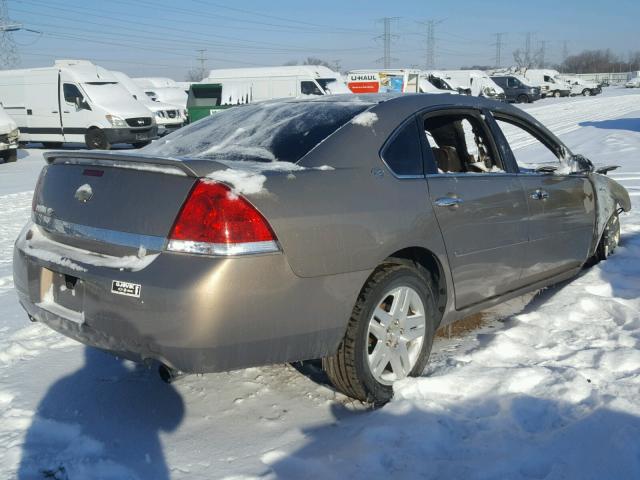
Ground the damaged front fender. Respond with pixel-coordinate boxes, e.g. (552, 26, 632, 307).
(588, 173, 631, 251)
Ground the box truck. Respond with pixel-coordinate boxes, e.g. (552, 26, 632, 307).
(0, 104, 19, 162)
(347, 69, 456, 94)
(112, 71, 185, 136)
(0, 60, 157, 149)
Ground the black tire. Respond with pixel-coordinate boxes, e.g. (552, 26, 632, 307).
(42, 142, 63, 149)
(85, 128, 111, 150)
(0, 149, 17, 163)
(132, 141, 151, 149)
(323, 262, 437, 405)
(582, 89, 592, 96)
(553, 90, 561, 98)
(516, 94, 529, 104)
(595, 211, 621, 262)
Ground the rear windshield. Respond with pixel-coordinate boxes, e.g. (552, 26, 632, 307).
(143, 100, 371, 163)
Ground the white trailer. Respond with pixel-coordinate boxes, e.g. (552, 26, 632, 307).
(346, 69, 455, 95)
(433, 70, 505, 100)
(112, 71, 185, 136)
(0, 60, 157, 149)
(0, 105, 19, 162)
(203, 65, 347, 102)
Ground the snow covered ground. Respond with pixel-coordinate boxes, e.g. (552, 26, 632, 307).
(0, 88, 639, 479)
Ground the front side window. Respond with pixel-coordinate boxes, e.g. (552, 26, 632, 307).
(63, 83, 83, 104)
(424, 114, 503, 174)
(301, 81, 323, 96)
(381, 119, 423, 177)
(494, 117, 562, 172)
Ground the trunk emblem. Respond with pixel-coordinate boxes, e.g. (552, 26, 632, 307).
(74, 184, 94, 203)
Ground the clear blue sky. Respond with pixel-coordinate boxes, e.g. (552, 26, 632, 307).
(7, 0, 639, 79)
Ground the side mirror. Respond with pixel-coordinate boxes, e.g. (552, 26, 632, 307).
(571, 154, 594, 173)
(595, 165, 620, 175)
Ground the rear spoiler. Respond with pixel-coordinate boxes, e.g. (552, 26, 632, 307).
(43, 151, 199, 177)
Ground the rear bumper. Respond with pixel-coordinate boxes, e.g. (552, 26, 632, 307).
(13, 222, 365, 372)
(104, 126, 158, 144)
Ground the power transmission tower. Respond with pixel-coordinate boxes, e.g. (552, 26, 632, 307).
(376, 17, 398, 69)
(524, 32, 533, 64)
(561, 40, 569, 65)
(417, 19, 443, 70)
(492, 32, 507, 68)
(0, 0, 19, 69)
(538, 40, 547, 68)
(196, 49, 207, 80)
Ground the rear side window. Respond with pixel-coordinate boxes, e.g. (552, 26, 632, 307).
(381, 119, 423, 177)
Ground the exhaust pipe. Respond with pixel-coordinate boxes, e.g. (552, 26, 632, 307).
(158, 363, 186, 384)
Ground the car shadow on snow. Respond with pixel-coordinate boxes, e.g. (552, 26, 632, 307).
(579, 118, 640, 132)
(263, 398, 640, 479)
(17, 346, 184, 480)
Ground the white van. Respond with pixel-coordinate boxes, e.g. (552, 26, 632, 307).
(112, 71, 184, 136)
(558, 75, 602, 96)
(423, 71, 471, 94)
(347, 69, 456, 95)
(0, 60, 157, 149)
(132, 77, 179, 89)
(0, 104, 19, 162)
(203, 65, 347, 102)
(521, 69, 571, 98)
(434, 70, 505, 100)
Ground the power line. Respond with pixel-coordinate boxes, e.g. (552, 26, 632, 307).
(0, 0, 19, 68)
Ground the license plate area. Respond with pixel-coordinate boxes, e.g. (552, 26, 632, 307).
(37, 268, 85, 324)
(135, 133, 148, 140)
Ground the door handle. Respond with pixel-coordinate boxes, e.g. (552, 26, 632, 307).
(51, 110, 58, 113)
(530, 189, 549, 200)
(435, 197, 464, 207)
(63, 110, 70, 113)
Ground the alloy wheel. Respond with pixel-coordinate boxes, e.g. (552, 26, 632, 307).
(366, 286, 426, 385)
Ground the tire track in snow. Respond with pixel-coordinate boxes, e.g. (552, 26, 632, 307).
(504, 94, 640, 150)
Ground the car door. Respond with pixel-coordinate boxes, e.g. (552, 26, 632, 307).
(59, 74, 93, 143)
(422, 109, 529, 309)
(26, 70, 65, 143)
(487, 112, 596, 284)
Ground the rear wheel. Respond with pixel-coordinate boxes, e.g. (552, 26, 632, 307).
(595, 211, 621, 262)
(85, 128, 111, 150)
(0, 150, 17, 163)
(323, 262, 436, 405)
(516, 94, 529, 104)
(582, 89, 592, 96)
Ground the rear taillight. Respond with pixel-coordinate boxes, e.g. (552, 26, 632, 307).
(167, 180, 279, 256)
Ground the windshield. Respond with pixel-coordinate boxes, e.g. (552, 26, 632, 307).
(143, 100, 371, 163)
(81, 82, 133, 105)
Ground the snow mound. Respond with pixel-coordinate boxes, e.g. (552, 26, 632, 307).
(351, 111, 378, 127)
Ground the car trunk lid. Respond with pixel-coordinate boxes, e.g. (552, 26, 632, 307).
(34, 152, 199, 256)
